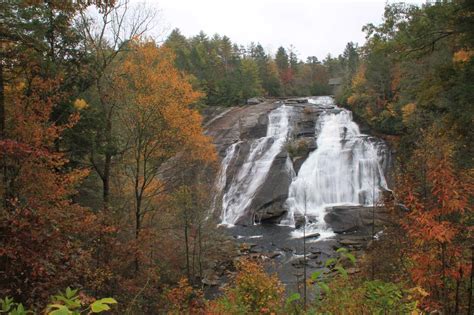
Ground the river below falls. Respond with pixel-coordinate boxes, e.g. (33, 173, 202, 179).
(223, 224, 340, 291)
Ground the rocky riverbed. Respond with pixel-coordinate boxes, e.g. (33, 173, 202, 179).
(201, 205, 391, 296)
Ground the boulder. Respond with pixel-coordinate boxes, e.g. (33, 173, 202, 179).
(294, 213, 306, 229)
(265, 252, 281, 259)
(339, 239, 363, 246)
(291, 257, 306, 268)
(238, 242, 257, 254)
(247, 97, 262, 105)
(324, 206, 390, 234)
(309, 248, 322, 255)
(304, 232, 320, 239)
(202, 270, 220, 286)
(286, 98, 308, 104)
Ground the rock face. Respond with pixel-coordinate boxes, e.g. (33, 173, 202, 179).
(204, 101, 278, 157)
(252, 151, 294, 223)
(204, 98, 391, 226)
(205, 100, 322, 224)
(324, 206, 391, 234)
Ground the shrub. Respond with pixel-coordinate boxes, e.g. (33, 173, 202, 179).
(310, 278, 421, 314)
(208, 259, 284, 314)
(285, 139, 310, 159)
(165, 278, 205, 314)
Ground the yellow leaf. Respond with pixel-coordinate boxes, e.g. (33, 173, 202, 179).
(402, 103, 416, 124)
(73, 98, 88, 110)
(453, 49, 473, 63)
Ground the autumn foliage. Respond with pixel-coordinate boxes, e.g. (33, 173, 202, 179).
(165, 278, 206, 314)
(207, 259, 284, 314)
(397, 128, 473, 311)
(0, 77, 97, 305)
(0, 2, 216, 311)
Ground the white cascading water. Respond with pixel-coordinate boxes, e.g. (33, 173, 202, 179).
(221, 105, 292, 225)
(209, 141, 241, 216)
(285, 98, 388, 238)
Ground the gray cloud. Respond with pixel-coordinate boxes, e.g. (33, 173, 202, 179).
(140, 0, 424, 60)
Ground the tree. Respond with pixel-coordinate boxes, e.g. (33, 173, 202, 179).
(275, 47, 294, 95)
(275, 46, 289, 74)
(75, 0, 157, 209)
(339, 2, 473, 312)
(0, 1, 119, 305)
(115, 40, 216, 272)
(239, 58, 263, 100)
(342, 42, 359, 78)
(263, 60, 283, 96)
(288, 45, 299, 72)
(399, 127, 472, 312)
(165, 28, 191, 72)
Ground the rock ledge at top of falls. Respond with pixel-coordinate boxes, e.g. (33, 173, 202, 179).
(203, 100, 280, 157)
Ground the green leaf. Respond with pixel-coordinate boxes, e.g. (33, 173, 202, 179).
(65, 288, 78, 299)
(287, 293, 300, 303)
(91, 302, 110, 313)
(318, 282, 330, 294)
(335, 265, 348, 279)
(90, 298, 117, 313)
(1, 297, 14, 312)
(47, 304, 70, 315)
(325, 258, 336, 267)
(95, 298, 117, 305)
(344, 253, 356, 265)
(52, 296, 80, 310)
(311, 271, 322, 281)
(336, 247, 348, 254)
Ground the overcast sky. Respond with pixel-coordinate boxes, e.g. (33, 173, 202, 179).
(142, 0, 425, 60)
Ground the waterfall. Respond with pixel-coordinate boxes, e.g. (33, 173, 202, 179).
(285, 99, 388, 238)
(210, 141, 241, 217)
(213, 96, 388, 238)
(220, 105, 292, 225)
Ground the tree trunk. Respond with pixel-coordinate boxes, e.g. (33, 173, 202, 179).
(192, 228, 197, 282)
(198, 224, 203, 279)
(303, 190, 307, 310)
(95, 83, 113, 210)
(102, 108, 113, 208)
(468, 246, 473, 315)
(454, 265, 461, 314)
(0, 62, 4, 139)
(1, 62, 7, 209)
(103, 152, 111, 207)
(441, 242, 447, 313)
(184, 221, 190, 281)
(134, 152, 142, 274)
(134, 201, 141, 273)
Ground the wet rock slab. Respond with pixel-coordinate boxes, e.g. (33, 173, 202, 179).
(324, 205, 390, 235)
